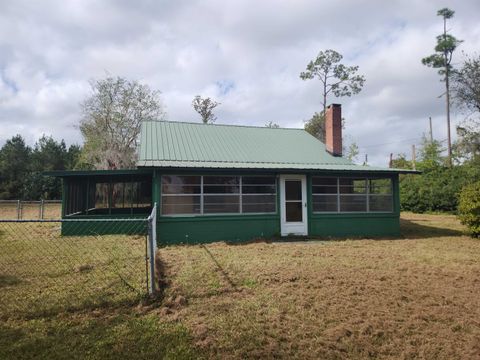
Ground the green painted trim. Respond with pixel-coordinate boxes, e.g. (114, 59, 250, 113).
(393, 174, 401, 215)
(45, 168, 153, 177)
(307, 174, 313, 235)
(153, 169, 160, 219)
(85, 178, 90, 215)
(143, 167, 417, 175)
(65, 214, 149, 219)
(158, 214, 278, 223)
(61, 178, 66, 218)
(310, 213, 398, 219)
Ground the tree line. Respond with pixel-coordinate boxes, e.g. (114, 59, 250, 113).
(0, 135, 82, 200)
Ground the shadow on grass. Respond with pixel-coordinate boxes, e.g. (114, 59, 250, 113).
(1, 296, 148, 322)
(400, 219, 464, 239)
(0, 274, 21, 288)
(200, 245, 239, 291)
(0, 310, 198, 360)
(230, 219, 465, 245)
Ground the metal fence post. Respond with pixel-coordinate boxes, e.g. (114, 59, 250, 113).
(39, 199, 44, 219)
(147, 203, 157, 295)
(17, 200, 21, 220)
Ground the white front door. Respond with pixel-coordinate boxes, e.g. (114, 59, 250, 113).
(280, 175, 308, 236)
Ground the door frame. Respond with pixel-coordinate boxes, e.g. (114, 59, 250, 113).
(279, 174, 308, 236)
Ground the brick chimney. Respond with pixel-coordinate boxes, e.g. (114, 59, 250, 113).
(325, 104, 342, 156)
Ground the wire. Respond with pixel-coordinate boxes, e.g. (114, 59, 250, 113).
(359, 137, 423, 149)
(359, 137, 449, 150)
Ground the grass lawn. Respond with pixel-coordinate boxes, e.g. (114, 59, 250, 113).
(2, 213, 480, 359)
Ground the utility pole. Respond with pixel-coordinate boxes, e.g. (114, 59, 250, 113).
(389, 153, 393, 168)
(429, 117, 433, 142)
(412, 145, 416, 170)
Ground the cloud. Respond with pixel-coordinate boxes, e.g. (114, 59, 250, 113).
(0, 0, 479, 165)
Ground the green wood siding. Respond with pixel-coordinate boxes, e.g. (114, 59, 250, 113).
(60, 215, 149, 236)
(158, 215, 280, 244)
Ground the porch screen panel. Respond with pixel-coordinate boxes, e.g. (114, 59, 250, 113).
(95, 183, 110, 209)
(203, 176, 240, 214)
(111, 183, 125, 208)
(161, 175, 277, 215)
(137, 180, 153, 208)
(65, 180, 87, 216)
(312, 177, 338, 212)
(95, 180, 152, 211)
(242, 176, 276, 213)
(312, 176, 393, 213)
(339, 178, 367, 212)
(369, 178, 393, 211)
(161, 175, 201, 215)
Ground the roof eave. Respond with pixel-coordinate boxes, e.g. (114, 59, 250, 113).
(44, 168, 153, 177)
(136, 160, 420, 174)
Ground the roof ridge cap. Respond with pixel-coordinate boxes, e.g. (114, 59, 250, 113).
(142, 119, 305, 131)
(141, 158, 353, 166)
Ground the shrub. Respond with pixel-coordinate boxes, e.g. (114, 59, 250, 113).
(399, 164, 480, 213)
(458, 181, 480, 237)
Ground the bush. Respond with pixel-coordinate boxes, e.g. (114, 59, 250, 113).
(399, 164, 480, 213)
(458, 181, 480, 237)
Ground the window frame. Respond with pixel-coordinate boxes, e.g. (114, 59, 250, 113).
(311, 176, 394, 214)
(160, 175, 278, 216)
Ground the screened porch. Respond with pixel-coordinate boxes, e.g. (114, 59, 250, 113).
(50, 169, 153, 218)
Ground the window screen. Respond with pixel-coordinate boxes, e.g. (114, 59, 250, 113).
(161, 175, 201, 215)
(242, 176, 276, 213)
(312, 176, 393, 213)
(161, 175, 277, 215)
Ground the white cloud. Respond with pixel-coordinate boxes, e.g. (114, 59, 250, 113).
(0, 0, 479, 165)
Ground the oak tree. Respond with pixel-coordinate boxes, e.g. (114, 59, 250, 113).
(192, 96, 220, 124)
(80, 76, 165, 169)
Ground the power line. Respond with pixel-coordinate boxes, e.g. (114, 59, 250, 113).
(359, 137, 449, 149)
(359, 137, 423, 149)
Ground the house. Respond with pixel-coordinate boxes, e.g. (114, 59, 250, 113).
(49, 104, 416, 244)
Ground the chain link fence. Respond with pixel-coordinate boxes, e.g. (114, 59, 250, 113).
(0, 207, 157, 319)
(0, 200, 62, 220)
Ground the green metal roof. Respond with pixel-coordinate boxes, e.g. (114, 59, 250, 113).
(138, 120, 417, 173)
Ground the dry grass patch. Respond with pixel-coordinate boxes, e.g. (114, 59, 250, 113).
(0, 221, 198, 359)
(158, 213, 480, 359)
(0, 222, 148, 318)
(0, 202, 61, 220)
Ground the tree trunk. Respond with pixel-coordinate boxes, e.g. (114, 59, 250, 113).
(323, 80, 327, 115)
(443, 15, 452, 167)
(446, 66, 452, 167)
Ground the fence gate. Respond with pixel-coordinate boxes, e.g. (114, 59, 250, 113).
(0, 206, 157, 319)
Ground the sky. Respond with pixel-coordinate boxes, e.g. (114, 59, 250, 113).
(1, 0, 479, 166)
